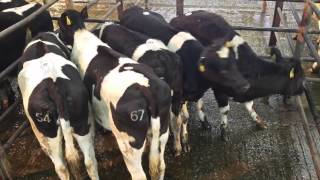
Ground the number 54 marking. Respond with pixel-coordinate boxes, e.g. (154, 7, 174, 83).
(130, 109, 145, 122)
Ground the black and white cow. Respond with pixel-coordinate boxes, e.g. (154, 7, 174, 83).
(58, 9, 172, 180)
(120, 6, 252, 156)
(93, 22, 183, 118)
(18, 32, 99, 179)
(170, 10, 305, 140)
(0, 0, 53, 72)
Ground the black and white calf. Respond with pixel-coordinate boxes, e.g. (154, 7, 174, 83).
(58, 9, 172, 180)
(93, 22, 183, 117)
(18, 32, 99, 179)
(170, 10, 305, 140)
(120, 6, 252, 156)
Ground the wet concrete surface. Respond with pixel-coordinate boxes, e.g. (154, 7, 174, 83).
(2, 0, 320, 179)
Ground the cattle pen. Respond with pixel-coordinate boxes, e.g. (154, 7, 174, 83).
(0, 0, 320, 179)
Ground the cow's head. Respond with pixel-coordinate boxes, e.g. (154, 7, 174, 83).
(270, 47, 305, 95)
(198, 39, 250, 95)
(58, 8, 88, 45)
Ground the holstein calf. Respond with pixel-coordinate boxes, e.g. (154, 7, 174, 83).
(58, 9, 171, 180)
(170, 10, 305, 140)
(120, 6, 251, 156)
(18, 32, 99, 179)
(92, 22, 183, 138)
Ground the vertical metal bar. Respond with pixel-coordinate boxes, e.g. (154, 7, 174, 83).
(295, 3, 311, 58)
(65, 0, 74, 9)
(116, 0, 124, 19)
(176, 0, 184, 16)
(0, 143, 11, 180)
(269, 1, 284, 46)
(144, 0, 149, 9)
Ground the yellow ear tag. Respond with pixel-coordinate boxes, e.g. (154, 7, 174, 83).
(66, 16, 72, 25)
(289, 68, 295, 79)
(199, 64, 206, 72)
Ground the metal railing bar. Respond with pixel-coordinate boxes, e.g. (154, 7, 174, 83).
(0, 0, 58, 41)
(277, 7, 296, 51)
(0, 100, 19, 124)
(3, 121, 29, 150)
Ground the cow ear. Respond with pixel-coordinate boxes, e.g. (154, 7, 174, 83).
(289, 68, 295, 79)
(81, 6, 88, 20)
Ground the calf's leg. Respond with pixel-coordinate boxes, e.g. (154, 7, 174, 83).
(180, 103, 190, 153)
(214, 91, 230, 141)
(244, 101, 267, 129)
(170, 111, 182, 157)
(196, 99, 211, 130)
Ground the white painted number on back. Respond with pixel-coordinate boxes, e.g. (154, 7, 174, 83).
(130, 109, 145, 122)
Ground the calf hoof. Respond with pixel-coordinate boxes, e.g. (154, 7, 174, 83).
(174, 150, 182, 157)
(220, 125, 229, 142)
(200, 117, 212, 130)
(182, 143, 191, 153)
(256, 118, 267, 130)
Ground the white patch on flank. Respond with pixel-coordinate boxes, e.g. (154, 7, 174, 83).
(167, 32, 196, 52)
(143, 11, 150, 15)
(219, 104, 230, 127)
(132, 39, 167, 61)
(72, 29, 110, 78)
(92, 93, 111, 130)
(101, 57, 150, 106)
(98, 22, 115, 39)
(185, 12, 192, 16)
(2, 3, 37, 16)
(225, 35, 245, 59)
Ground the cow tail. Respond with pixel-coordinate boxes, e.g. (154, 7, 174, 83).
(138, 86, 161, 180)
(46, 81, 81, 179)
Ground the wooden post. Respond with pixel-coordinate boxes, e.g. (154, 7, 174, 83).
(144, 0, 149, 9)
(268, 1, 283, 46)
(176, 0, 184, 16)
(65, 0, 74, 9)
(294, 2, 312, 59)
(116, 0, 124, 20)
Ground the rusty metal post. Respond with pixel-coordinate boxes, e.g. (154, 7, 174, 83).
(294, 2, 312, 59)
(176, 0, 184, 16)
(269, 1, 284, 46)
(116, 0, 124, 20)
(65, 0, 73, 9)
(144, 0, 149, 9)
(0, 143, 11, 180)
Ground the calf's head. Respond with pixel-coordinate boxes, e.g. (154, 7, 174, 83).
(198, 40, 250, 95)
(58, 8, 88, 45)
(270, 48, 305, 96)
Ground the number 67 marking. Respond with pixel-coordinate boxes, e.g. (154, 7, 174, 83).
(130, 109, 145, 122)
